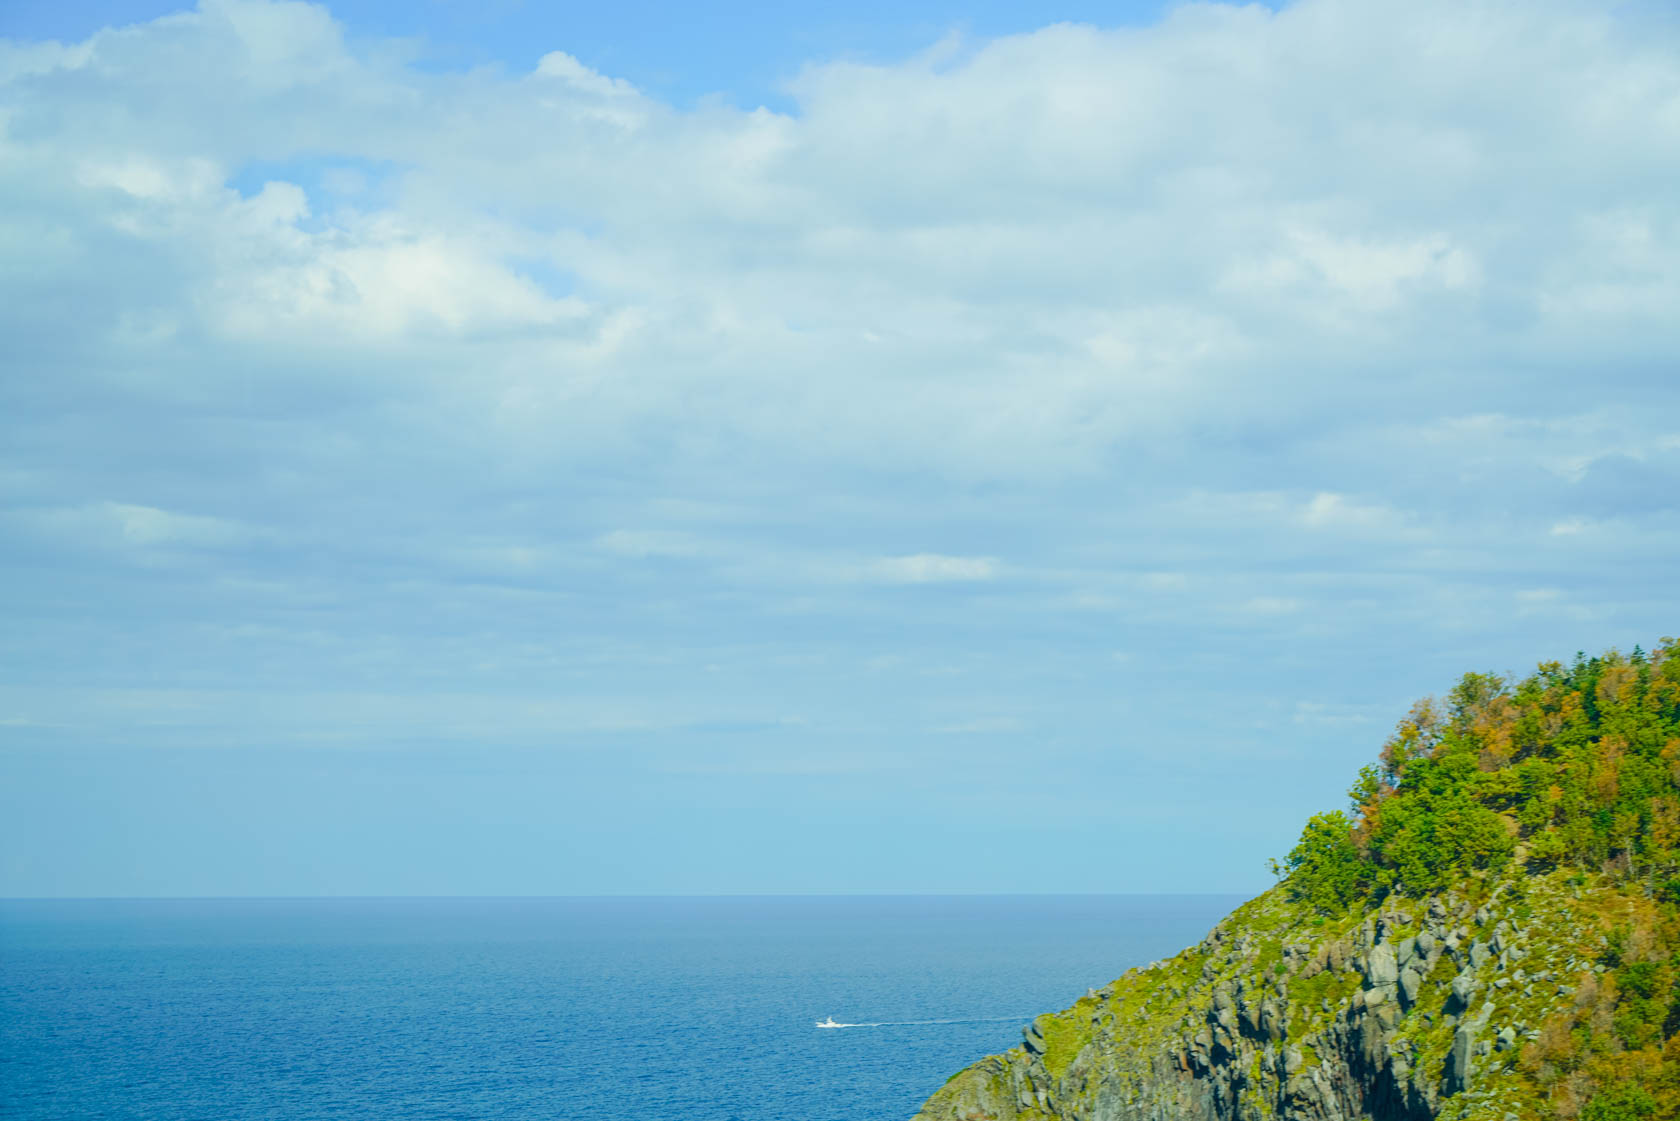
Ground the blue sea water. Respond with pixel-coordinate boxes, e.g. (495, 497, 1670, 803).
(1, 895, 1240, 1120)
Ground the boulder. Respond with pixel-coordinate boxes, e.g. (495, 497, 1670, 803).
(1364, 943, 1399, 987)
(1450, 1002, 1496, 1094)
(1399, 967, 1423, 1009)
(1448, 971, 1479, 1013)
(1239, 996, 1263, 1038)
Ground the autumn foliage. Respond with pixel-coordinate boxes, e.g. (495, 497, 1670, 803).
(1283, 640, 1680, 905)
(1280, 639, 1680, 1118)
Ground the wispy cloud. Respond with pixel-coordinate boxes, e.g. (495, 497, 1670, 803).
(11, 502, 262, 554)
(595, 530, 712, 559)
(2, 0, 1678, 893)
(868, 554, 999, 584)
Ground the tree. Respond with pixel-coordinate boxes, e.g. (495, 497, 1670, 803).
(1283, 811, 1369, 913)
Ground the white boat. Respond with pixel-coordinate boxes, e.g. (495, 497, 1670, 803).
(815, 1016, 844, 1028)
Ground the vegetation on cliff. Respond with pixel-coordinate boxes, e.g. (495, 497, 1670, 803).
(1271, 639, 1680, 1118)
(915, 639, 1680, 1121)
(1280, 641, 1680, 907)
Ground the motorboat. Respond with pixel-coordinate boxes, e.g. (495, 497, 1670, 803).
(815, 1016, 844, 1028)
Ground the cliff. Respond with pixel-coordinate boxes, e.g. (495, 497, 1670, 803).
(915, 642, 1680, 1121)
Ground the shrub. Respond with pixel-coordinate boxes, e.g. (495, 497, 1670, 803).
(1580, 1083, 1657, 1121)
(1282, 811, 1369, 913)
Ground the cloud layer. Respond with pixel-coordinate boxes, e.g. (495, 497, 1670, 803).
(2, 0, 1678, 893)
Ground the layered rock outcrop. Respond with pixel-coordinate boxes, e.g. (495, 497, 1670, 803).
(914, 868, 1620, 1121)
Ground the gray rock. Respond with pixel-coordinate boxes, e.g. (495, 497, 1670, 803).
(1470, 940, 1492, 969)
(1449, 971, 1478, 1013)
(1399, 966, 1423, 1009)
(1443, 1003, 1495, 1095)
(1365, 943, 1399, 987)
(1191, 1026, 1213, 1059)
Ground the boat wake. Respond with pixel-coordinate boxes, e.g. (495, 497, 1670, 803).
(815, 1015, 1024, 1029)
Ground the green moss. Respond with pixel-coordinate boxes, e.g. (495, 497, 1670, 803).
(1286, 968, 1361, 1041)
(1038, 1013, 1092, 1082)
(911, 642, 1680, 1120)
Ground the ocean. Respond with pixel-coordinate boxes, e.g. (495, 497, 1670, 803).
(0, 895, 1240, 1120)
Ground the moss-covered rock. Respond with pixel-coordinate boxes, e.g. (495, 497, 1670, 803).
(913, 640, 1680, 1121)
(914, 868, 1634, 1121)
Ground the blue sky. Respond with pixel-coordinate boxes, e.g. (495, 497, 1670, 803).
(4, 0, 1186, 109)
(1, 0, 1677, 897)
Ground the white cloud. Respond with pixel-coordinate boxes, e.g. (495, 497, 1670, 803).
(595, 530, 710, 559)
(13, 502, 256, 553)
(1222, 228, 1479, 316)
(0, 0, 1677, 766)
(870, 554, 998, 584)
(1299, 492, 1411, 535)
(4, 0, 1673, 479)
(533, 51, 640, 101)
(1292, 701, 1377, 728)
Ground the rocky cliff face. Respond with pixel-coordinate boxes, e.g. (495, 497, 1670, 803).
(914, 867, 1632, 1121)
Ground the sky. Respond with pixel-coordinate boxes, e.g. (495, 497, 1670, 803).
(1, 0, 1677, 898)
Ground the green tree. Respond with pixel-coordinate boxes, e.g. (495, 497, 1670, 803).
(1283, 811, 1369, 913)
(1580, 1083, 1657, 1121)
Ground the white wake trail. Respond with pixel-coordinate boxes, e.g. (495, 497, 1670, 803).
(816, 1015, 1027, 1029)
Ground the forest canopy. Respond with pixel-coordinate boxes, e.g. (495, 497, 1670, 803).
(1278, 640, 1680, 910)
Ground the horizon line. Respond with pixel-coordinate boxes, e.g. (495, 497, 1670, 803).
(0, 890, 1254, 902)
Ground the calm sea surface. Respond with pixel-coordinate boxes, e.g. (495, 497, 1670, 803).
(1, 895, 1239, 1120)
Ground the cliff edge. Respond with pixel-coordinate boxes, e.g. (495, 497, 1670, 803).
(915, 641, 1680, 1121)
